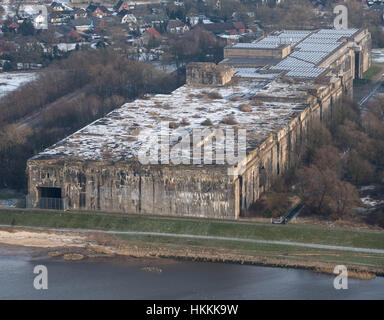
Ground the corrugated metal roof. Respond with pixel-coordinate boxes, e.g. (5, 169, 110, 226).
(285, 67, 325, 78)
(236, 28, 359, 79)
(296, 42, 341, 52)
(290, 51, 329, 64)
(235, 67, 280, 79)
(233, 43, 279, 49)
(271, 57, 315, 70)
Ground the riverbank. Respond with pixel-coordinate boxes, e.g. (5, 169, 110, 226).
(0, 226, 382, 280)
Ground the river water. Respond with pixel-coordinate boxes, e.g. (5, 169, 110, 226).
(0, 246, 383, 300)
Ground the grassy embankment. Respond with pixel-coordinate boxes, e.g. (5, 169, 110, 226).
(0, 208, 383, 275)
(363, 64, 382, 80)
(353, 64, 383, 87)
(0, 209, 383, 248)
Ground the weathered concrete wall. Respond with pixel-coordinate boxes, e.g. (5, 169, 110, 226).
(186, 62, 235, 87)
(236, 77, 343, 216)
(27, 161, 237, 219)
(224, 44, 291, 60)
(27, 77, 344, 219)
(353, 29, 372, 78)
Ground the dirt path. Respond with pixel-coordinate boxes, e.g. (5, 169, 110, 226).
(14, 85, 90, 132)
(1, 224, 383, 254)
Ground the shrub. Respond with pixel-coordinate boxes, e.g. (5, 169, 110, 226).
(201, 118, 213, 126)
(221, 115, 238, 125)
(180, 118, 190, 126)
(205, 91, 223, 100)
(169, 122, 179, 129)
(239, 104, 252, 112)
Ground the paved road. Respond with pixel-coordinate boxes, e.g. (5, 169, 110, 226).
(358, 80, 382, 107)
(1, 224, 384, 254)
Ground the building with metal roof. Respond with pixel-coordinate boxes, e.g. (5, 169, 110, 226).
(26, 28, 372, 219)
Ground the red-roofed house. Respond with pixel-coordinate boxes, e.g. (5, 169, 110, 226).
(145, 27, 162, 40)
(233, 21, 245, 33)
(6, 21, 19, 32)
(114, 0, 130, 13)
(65, 29, 84, 42)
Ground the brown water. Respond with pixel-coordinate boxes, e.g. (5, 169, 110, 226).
(0, 247, 383, 300)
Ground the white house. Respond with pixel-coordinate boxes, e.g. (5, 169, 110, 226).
(121, 14, 137, 25)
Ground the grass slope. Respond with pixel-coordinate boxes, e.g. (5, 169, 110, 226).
(0, 209, 383, 250)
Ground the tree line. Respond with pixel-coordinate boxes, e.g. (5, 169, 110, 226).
(0, 49, 182, 190)
(249, 98, 384, 227)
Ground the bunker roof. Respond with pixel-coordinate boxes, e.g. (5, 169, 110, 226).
(32, 28, 365, 165)
(32, 79, 311, 164)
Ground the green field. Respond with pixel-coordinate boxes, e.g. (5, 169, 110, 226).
(363, 64, 382, 80)
(0, 208, 383, 250)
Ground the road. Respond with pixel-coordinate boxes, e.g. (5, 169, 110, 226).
(358, 80, 382, 107)
(354, 63, 384, 108)
(14, 86, 89, 132)
(1, 224, 384, 254)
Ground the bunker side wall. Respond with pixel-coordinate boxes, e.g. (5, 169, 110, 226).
(27, 162, 237, 219)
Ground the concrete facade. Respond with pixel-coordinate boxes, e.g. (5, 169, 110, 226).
(224, 44, 292, 60)
(27, 28, 371, 220)
(186, 62, 236, 86)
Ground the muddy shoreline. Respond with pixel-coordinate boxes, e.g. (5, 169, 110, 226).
(0, 227, 381, 280)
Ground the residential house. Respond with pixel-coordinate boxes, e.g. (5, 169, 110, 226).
(187, 15, 206, 27)
(145, 27, 162, 41)
(34, 12, 47, 29)
(140, 13, 167, 32)
(121, 14, 137, 25)
(87, 4, 110, 19)
(114, 0, 130, 13)
(71, 18, 94, 32)
(3, 21, 19, 33)
(66, 29, 85, 42)
(50, 11, 70, 25)
(74, 8, 88, 20)
(121, 14, 138, 31)
(197, 21, 246, 36)
(51, 2, 65, 12)
(132, 27, 162, 48)
(167, 19, 189, 34)
(232, 21, 245, 33)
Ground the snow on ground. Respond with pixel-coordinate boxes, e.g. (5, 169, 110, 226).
(34, 79, 310, 163)
(361, 196, 384, 207)
(0, 72, 37, 98)
(152, 62, 179, 73)
(359, 185, 376, 192)
(57, 43, 77, 52)
(372, 49, 384, 64)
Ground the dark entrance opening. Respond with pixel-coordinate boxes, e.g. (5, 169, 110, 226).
(37, 187, 63, 210)
(238, 176, 243, 215)
(355, 52, 360, 79)
(38, 187, 62, 198)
